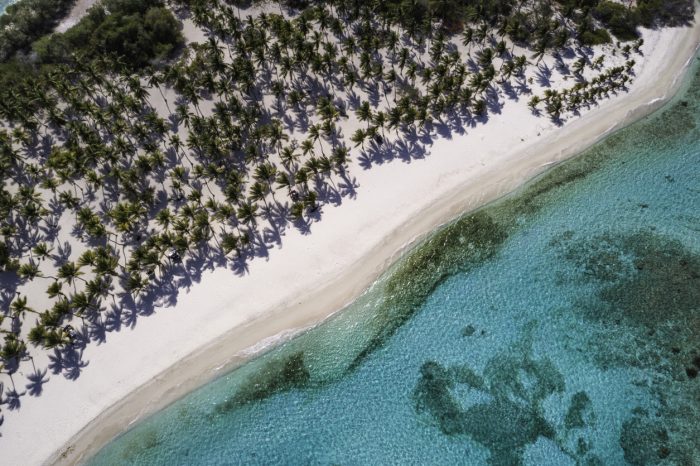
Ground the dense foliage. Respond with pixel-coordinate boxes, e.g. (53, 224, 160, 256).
(33, 0, 184, 69)
(0, 0, 75, 61)
(219, 0, 696, 45)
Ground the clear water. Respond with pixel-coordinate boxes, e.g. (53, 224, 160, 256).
(88, 57, 700, 466)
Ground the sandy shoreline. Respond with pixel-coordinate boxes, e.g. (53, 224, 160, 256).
(0, 12, 698, 466)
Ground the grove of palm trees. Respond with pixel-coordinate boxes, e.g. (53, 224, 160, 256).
(0, 0, 694, 435)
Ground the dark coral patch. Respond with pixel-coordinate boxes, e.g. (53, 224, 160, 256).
(565, 392, 594, 430)
(214, 351, 310, 414)
(412, 326, 571, 465)
(620, 416, 670, 466)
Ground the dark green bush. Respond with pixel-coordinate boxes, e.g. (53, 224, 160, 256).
(0, 0, 75, 61)
(637, 0, 695, 27)
(33, 0, 183, 70)
(593, 1, 639, 40)
(580, 28, 612, 45)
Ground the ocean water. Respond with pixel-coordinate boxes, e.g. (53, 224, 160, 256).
(88, 57, 700, 466)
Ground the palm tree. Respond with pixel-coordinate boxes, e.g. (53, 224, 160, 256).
(220, 233, 241, 257)
(356, 101, 373, 129)
(351, 128, 368, 149)
(57, 261, 84, 292)
(373, 111, 388, 139)
(237, 201, 259, 227)
(462, 27, 475, 51)
(125, 273, 149, 300)
(0, 334, 27, 368)
(11, 295, 40, 321)
(18, 261, 42, 282)
(331, 146, 350, 173)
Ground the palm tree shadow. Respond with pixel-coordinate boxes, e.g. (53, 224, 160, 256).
(4, 387, 25, 411)
(346, 90, 361, 110)
(261, 223, 283, 247)
(26, 368, 49, 397)
(315, 181, 342, 206)
(550, 115, 565, 127)
(394, 138, 427, 163)
(228, 254, 250, 276)
(103, 303, 123, 333)
(535, 63, 552, 87)
(513, 77, 532, 95)
(501, 81, 520, 100)
(433, 121, 453, 139)
(88, 314, 107, 344)
(119, 297, 139, 329)
(48, 347, 88, 381)
(337, 173, 359, 199)
(0, 274, 21, 308)
(356, 148, 374, 169)
(292, 216, 312, 235)
(485, 88, 503, 115)
(53, 241, 72, 267)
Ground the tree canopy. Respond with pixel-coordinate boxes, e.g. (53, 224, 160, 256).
(0, 0, 75, 61)
(33, 0, 184, 69)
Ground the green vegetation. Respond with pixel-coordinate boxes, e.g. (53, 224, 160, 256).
(0, 0, 695, 432)
(215, 0, 695, 45)
(33, 0, 183, 69)
(592, 1, 640, 41)
(0, 0, 75, 61)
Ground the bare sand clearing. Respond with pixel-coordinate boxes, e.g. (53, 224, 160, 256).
(1, 12, 699, 466)
(54, 0, 97, 33)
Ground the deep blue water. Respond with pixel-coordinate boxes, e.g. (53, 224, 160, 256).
(88, 57, 700, 466)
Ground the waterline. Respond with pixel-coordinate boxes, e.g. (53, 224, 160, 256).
(88, 59, 700, 466)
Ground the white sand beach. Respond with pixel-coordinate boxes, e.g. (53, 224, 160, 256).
(1, 9, 699, 466)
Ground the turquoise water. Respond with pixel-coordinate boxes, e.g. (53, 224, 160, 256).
(88, 58, 700, 466)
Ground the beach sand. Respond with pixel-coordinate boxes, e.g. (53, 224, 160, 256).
(1, 10, 699, 466)
(54, 0, 97, 33)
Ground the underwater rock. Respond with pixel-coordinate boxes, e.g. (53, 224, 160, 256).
(558, 231, 700, 329)
(619, 416, 669, 466)
(462, 325, 476, 337)
(348, 211, 509, 373)
(413, 326, 568, 465)
(565, 392, 594, 430)
(413, 361, 461, 436)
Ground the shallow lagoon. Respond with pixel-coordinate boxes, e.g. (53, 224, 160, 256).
(88, 58, 700, 466)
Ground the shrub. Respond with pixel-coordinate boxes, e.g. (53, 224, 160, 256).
(593, 1, 640, 41)
(580, 28, 612, 45)
(636, 0, 695, 27)
(0, 0, 75, 61)
(33, 0, 183, 70)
